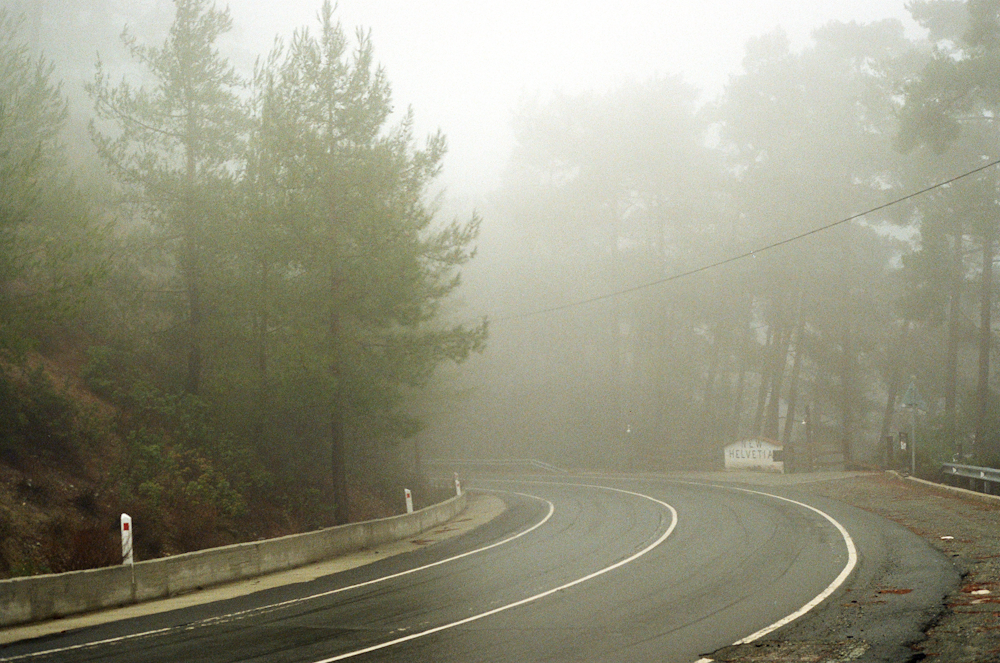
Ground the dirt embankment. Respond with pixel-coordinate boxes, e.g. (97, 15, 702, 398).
(0, 351, 404, 579)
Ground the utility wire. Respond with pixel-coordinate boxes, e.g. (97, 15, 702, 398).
(496, 157, 1000, 323)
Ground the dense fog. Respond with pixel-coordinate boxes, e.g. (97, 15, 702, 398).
(3, 1, 1000, 548)
(415, 3, 1000, 474)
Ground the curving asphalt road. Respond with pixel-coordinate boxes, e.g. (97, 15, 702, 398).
(0, 475, 957, 662)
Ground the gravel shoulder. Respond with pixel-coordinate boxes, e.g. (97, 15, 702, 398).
(802, 472, 1000, 662)
(699, 471, 1000, 662)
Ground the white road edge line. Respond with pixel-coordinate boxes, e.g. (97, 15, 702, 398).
(310, 483, 680, 663)
(687, 482, 859, 663)
(0, 491, 555, 663)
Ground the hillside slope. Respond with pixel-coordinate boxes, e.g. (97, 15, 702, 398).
(0, 350, 404, 579)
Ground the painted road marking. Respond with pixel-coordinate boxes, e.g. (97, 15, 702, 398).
(686, 482, 859, 663)
(310, 483, 679, 662)
(4, 479, 853, 663)
(0, 492, 555, 662)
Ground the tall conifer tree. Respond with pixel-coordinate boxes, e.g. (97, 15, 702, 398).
(87, 0, 245, 395)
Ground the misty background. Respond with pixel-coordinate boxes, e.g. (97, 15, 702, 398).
(19, 1, 924, 194)
(3, 0, 1000, 572)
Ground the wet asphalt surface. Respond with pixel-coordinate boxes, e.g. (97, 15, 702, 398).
(784, 472, 1000, 663)
(0, 473, 963, 662)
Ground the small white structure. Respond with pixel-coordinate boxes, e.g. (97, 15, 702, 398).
(724, 439, 784, 473)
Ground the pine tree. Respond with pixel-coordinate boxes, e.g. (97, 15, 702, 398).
(0, 9, 96, 356)
(899, 0, 1000, 463)
(87, 0, 245, 395)
(243, 1, 485, 520)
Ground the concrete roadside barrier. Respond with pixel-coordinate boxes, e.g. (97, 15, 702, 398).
(0, 493, 466, 628)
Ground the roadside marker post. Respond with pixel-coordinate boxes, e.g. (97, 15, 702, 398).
(121, 513, 136, 600)
(120, 513, 133, 566)
(454, 472, 462, 496)
(404, 488, 413, 514)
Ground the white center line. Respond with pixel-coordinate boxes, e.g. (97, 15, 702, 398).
(684, 482, 858, 663)
(0, 491, 555, 662)
(311, 483, 679, 662)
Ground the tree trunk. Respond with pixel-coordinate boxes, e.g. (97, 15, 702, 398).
(252, 257, 271, 447)
(752, 325, 776, 438)
(702, 324, 726, 415)
(184, 252, 202, 396)
(728, 296, 755, 441)
(256, 259, 270, 395)
(763, 324, 791, 440)
(331, 411, 349, 524)
(944, 218, 964, 449)
(879, 321, 910, 467)
(654, 298, 674, 452)
(840, 322, 855, 465)
(730, 337, 748, 441)
(183, 114, 202, 396)
(781, 315, 806, 450)
(330, 269, 349, 524)
(975, 225, 996, 460)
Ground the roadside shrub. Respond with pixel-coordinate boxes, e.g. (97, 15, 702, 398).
(115, 425, 246, 554)
(0, 363, 92, 466)
(42, 517, 118, 573)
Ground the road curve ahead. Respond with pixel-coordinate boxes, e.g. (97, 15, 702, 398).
(0, 476, 940, 663)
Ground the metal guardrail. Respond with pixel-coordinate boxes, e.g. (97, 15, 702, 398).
(426, 458, 568, 474)
(941, 462, 1000, 495)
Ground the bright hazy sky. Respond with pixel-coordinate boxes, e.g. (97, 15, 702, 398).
(221, 1, 924, 197)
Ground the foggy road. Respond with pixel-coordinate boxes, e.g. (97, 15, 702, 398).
(0, 477, 949, 663)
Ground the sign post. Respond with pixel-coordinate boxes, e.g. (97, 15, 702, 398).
(910, 406, 917, 474)
(901, 381, 926, 475)
(404, 488, 414, 514)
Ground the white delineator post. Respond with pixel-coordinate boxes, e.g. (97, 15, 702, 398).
(121, 512, 137, 600)
(120, 513, 133, 565)
(454, 472, 462, 497)
(404, 488, 414, 514)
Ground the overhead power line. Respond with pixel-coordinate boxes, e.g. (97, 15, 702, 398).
(496, 157, 1000, 323)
